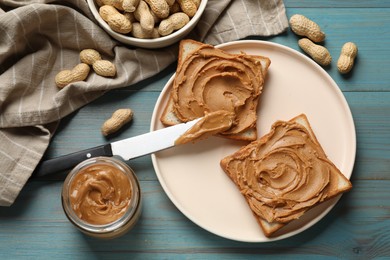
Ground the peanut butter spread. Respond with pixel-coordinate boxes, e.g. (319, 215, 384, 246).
(175, 110, 235, 145)
(223, 120, 334, 224)
(69, 163, 131, 225)
(172, 45, 265, 135)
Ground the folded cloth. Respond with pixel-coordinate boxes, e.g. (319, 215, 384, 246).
(0, 0, 288, 206)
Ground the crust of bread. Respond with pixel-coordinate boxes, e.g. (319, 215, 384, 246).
(220, 114, 352, 237)
(160, 39, 270, 142)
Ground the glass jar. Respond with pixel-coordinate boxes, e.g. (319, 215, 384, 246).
(61, 157, 141, 239)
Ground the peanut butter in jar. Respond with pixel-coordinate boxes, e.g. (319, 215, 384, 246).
(62, 157, 141, 239)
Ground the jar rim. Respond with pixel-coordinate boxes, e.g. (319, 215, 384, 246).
(62, 157, 140, 234)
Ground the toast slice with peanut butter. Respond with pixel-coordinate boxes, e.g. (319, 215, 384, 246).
(160, 39, 271, 141)
(220, 114, 352, 237)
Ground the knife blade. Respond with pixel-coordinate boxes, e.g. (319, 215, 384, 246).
(34, 117, 202, 177)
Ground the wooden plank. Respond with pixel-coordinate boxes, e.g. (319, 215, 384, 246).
(282, 8, 390, 92)
(125, 63, 176, 92)
(44, 91, 160, 158)
(347, 92, 390, 180)
(2, 3, 389, 259)
(124, 8, 390, 93)
(39, 91, 160, 181)
(1, 179, 389, 259)
(41, 91, 390, 182)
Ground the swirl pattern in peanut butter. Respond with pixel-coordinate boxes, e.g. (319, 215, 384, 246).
(172, 45, 268, 136)
(221, 115, 351, 224)
(69, 163, 131, 225)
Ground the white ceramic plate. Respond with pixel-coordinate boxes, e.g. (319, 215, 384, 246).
(150, 40, 356, 242)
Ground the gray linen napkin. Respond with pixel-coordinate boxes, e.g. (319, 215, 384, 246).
(0, 0, 288, 206)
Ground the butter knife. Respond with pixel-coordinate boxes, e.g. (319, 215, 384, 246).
(34, 117, 202, 177)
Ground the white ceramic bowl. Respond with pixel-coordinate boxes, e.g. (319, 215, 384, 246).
(87, 0, 208, 49)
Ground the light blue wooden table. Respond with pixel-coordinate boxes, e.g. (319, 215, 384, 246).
(1, 1, 390, 259)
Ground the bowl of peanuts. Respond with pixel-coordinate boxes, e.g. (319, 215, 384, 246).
(87, 0, 208, 49)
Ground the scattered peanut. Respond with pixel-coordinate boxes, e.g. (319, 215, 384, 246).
(56, 49, 117, 88)
(80, 49, 101, 65)
(298, 38, 332, 66)
(80, 49, 117, 77)
(134, 0, 155, 32)
(93, 60, 117, 77)
(290, 14, 325, 43)
(158, 12, 189, 36)
(177, 0, 197, 17)
(102, 109, 134, 136)
(337, 42, 358, 74)
(99, 5, 133, 34)
(55, 63, 90, 89)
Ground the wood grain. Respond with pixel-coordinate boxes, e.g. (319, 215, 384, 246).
(1, 2, 390, 259)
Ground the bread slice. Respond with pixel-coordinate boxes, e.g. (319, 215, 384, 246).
(160, 39, 271, 141)
(220, 114, 352, 237)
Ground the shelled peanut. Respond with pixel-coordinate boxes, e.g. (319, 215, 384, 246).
(80, 49, 117, 77)
(55, 49, 116, 88)
(289, 14, 325, 43)
(99, 5, 133, 34)
(95, 0, 200, 38)
(158, 12, 189, 36)
(289, 14, 331, 67)
(290, 14, 358, 72)
(337, 42, 358, 74)
(298, 38, 332, 66)
(101, 108, 134, 136)
(55, 64, 90, 89)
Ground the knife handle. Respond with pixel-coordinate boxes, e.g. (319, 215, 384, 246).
(33, 144, 113, 177)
